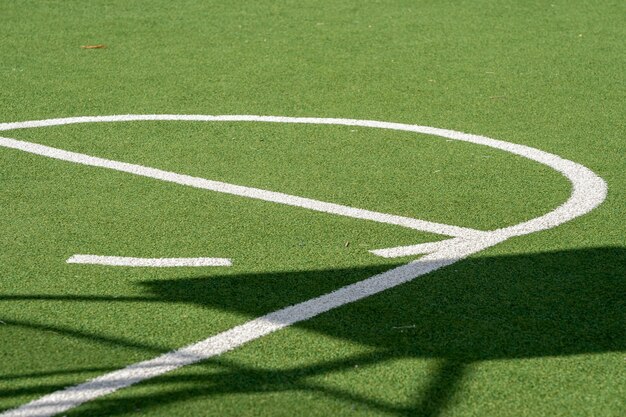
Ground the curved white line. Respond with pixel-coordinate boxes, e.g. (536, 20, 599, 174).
(66, 255, 232, 267)
(0, 114, 607, 237)
(0, 115, 607, 416)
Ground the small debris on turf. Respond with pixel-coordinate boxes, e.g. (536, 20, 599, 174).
(392, 325, 416, 330)
(81, 44, 106, 49)
(345, 241, 350, 247)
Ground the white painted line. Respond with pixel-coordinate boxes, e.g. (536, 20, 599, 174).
(0, 135, 479, 239)
(0, 114, 607, 240)
(0, 234, 502, 417)
(0, 115, 607, 416)
(66, 255, 232, 267)
(369, 238, 464, 258)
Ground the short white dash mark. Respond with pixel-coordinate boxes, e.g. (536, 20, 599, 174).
(66, 255, 232, 267)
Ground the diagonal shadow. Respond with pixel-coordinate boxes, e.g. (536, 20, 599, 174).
(2, 247, 624, 416)
(137, 246, 625, 360)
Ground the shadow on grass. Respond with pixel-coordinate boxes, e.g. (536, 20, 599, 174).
(2, 247, 624, 416)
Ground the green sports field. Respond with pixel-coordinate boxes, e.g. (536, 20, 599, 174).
(1, 1, 624, 416)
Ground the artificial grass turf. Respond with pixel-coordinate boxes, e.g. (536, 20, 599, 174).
(4, 121, 570, 230)
(1, 0, 625, 416)
(54, 247, 626, 417)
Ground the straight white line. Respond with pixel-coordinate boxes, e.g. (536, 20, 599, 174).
(0, 135, 479, 239)
(369, 238, 464, 258)
(66, 255, 232, 267)
(0, 235, 502, 417)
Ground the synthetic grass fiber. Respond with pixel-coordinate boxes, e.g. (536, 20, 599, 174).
(1, 1, 624, 416)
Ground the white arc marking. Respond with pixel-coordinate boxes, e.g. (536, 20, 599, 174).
(0, 115, 607, 417)
(0, 114, 607, 241)
(66, 255, 232, 267)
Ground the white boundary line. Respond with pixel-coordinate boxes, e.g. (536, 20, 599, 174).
(0, 115, 607, 417)
(66, 255, 232, 267)
(0, 134, 479, 240)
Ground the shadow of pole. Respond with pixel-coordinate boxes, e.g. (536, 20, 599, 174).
(409, 360, 468, 417)
(1, 247, 624, 416)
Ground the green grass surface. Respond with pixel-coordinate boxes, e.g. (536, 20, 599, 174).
(1, 0, 624, 416)
(5, 121, 570, 229)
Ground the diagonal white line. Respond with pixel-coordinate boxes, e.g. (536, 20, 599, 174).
(0, 236, 504, 417)
(0, 135, 480, 238)
(369, 238, 465, 258)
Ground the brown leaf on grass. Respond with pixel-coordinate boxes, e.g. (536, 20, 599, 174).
(81, 44, 106, 49)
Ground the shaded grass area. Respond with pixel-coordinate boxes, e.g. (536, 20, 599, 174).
(2, 247, 624, 416)
(0, 147, 424, 410)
